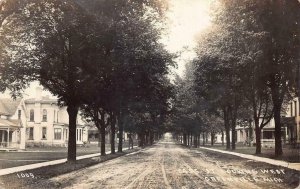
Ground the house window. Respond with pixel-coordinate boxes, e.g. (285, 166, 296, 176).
(30, 109, 34, 122)
(42, 127, 47, 139)
(54, 128, 62, 140)
(28, 128, 34, 140)
(42, 109, 47, 122)
(76, 129, 82, 141)
(263, 131, 273, 139)
(18, 110, 21, 119)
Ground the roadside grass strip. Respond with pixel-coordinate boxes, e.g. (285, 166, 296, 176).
(199, 147, 300, 171)
(0, 146, 138, 176)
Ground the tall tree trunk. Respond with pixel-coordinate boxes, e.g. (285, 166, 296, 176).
(224, 108, 231, 150)
(254, 118, 262, 154)
(144, 132, 146, 145)
(274, 101, 283, 156)
(271, 83, 283, 157)
(194, 134, 197, 147)
(67, 104, 79, 163)
(100, 124, 106, 156)
(110, 115, 116, 154)
(190, 133, 193, 146)
(150, 131, 154, 145)
(118, 113, 124, 153)
(147, 131, 150, 145)
(221, 131, 224, 146)
(230, 108, 237, 150)
(98, 131, 101, 147)
(202, 132, 205, 146)
(183, 133, 187, 145)
(138, 133, 142, 147)
(231, 125, 236, 150)
(145, 132, 148, 145)
(249, 120, 253, 147)
(211, 132, 215, 146)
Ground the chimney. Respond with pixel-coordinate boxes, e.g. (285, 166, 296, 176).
(36, 87, 42, 101)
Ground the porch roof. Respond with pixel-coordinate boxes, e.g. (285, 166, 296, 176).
(53, 123, 85, 128)
(0, 119, 21, 128)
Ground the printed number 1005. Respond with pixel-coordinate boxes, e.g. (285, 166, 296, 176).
(17, 173, 35, 178)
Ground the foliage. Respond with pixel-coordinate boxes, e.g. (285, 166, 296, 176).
(189, 0, 300, 154)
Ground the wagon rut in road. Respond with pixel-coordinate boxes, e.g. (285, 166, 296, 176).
(49, 136, 298, 189)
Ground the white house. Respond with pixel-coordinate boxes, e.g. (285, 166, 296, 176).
(213, 97, 300, 147)
(282, 97, 300, 145)
(0, 98, 26, 150)
(24, 87, 90, 147)
(0, 87, 95, 149)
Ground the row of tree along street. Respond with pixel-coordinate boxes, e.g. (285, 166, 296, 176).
(0, 0, 174, 162)
(1, 0, 299, 162)
(171, 0, 300, 157)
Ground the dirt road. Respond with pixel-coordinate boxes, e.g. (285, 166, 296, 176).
(49, 133, 299, 189)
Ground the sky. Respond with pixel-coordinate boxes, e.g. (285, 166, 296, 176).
(2, 0, 213, 99)
(162, 0, 213, 77)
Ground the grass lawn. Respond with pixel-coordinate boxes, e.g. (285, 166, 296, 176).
(203, 143, 299, 163)
(25, 140, 138, 152)
(0, 148, 140, 189)
(0, 141, 139, 169)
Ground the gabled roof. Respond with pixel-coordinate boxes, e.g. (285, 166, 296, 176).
(0, 98, 21, 116)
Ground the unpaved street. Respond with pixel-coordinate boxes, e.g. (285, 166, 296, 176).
(49, 133, 299, 189)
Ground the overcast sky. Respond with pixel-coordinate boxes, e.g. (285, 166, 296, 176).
(163, 0, 212, 77)
(2, 0, 213, 99)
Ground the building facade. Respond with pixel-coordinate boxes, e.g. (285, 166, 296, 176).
(0, 98, 26, 149)
(282, 97, 300, 145)
(0, 87, 94, 149)
(214, 97, 300, 147)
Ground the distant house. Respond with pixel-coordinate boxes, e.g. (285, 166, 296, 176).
(214, 97, 300, 147)
(282, 97, 300, 145)
(24, 87, 91, 147)
(0, 98, 26, 149)
(0, 87, 97, 149)
(260, 97, 300, 147)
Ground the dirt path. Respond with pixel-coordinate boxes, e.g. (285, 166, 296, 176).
(49, 134, 299, 189)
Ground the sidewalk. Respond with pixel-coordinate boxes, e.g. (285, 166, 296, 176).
(200, 146, 300, 171)
(0, 146, 138, 176)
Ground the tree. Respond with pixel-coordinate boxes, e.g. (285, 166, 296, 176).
(0, 0, 102, 162)
(77, 0, 173, 152)
(81, 105, 111, 156)
(171, 72, 205, 147)
(94, 0, 172, 152)
(192, 0, 300, 156)
(0, 0, 32, 96)
(211, 0, 275, 154)
(258, 0, 300, 156)
(193, 1, 265, 151)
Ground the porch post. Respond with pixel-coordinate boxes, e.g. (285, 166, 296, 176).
(20, 128, 26, 150)
(7, 128, 10, 148)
